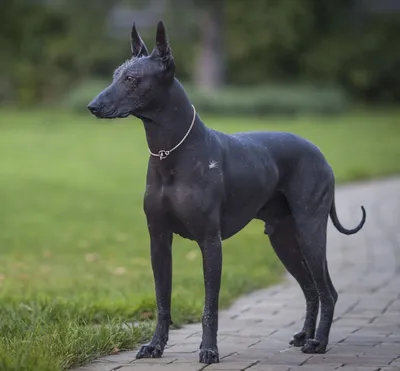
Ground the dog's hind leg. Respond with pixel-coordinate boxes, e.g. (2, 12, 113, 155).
(287, 183, 337, 354)
(259, 195, 319, 346)
(294, 215, 335, 354)
(267, 216, 319, 346)
(326, 259, 338, 303)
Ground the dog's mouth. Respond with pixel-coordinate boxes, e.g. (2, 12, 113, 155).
(117, 112, 131, 119)
(92, 109, 131, 120)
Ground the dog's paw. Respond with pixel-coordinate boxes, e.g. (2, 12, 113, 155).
(289, 331, 307, 347)
(136, 342, 164, 359)
(199, 347, 219, 364)
(301, 339, 327, 354)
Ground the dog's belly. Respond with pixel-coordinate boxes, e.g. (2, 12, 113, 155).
(166, 200, 260, 241)
(220, 214, 254, 240)
(169, 212, 255, 241)
(220, 194, 271, 240)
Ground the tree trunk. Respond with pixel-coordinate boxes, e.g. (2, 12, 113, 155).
(194, 1, 225, 90)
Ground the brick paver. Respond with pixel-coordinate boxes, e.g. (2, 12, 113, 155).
(73, 177, 400, 371)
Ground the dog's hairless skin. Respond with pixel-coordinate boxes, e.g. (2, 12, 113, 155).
(88, 22, 366, 364)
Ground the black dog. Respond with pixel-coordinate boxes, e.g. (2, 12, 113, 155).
(88, 22, 366, 364)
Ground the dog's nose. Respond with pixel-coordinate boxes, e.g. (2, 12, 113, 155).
(87, 103, 100, 115)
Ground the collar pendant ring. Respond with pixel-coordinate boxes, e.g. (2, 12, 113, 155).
(159, 150, 169, 160)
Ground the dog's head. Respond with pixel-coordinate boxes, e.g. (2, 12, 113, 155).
(88, 21, 175, 119)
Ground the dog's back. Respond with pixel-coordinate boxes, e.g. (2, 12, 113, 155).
(212, 129, 333, 188)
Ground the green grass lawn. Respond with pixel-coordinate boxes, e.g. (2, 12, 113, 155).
(0, 108, 399, 371)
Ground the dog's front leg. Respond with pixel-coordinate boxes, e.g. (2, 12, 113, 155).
(198, 234, 222, 364)
(136, 223, 173, 359)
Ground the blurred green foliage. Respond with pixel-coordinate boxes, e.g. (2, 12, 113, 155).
(0, 0, 125, 104)
(1, 0, 399, 105)
(226, 0, 400, 103)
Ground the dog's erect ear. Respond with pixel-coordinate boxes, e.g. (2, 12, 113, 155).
(154, 21, 170, 59)
(152, 21, 175, 76)
(131, 22, 148, 58)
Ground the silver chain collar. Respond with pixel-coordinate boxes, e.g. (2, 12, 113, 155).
(148, 105, 196, 160)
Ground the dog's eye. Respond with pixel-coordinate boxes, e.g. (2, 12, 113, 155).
(125, 76, 134, 82)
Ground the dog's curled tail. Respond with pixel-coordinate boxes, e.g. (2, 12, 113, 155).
(330, 198, 366, 235)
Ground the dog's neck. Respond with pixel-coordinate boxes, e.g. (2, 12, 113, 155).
(139, 79, 207, 163)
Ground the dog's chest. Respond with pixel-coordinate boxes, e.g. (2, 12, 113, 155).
(164, 185, 199, 239)
(145, 180, 198, 240)
(168, 213, 195, 240)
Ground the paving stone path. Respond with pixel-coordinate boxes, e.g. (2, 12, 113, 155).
(74, 177, 400, 371)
